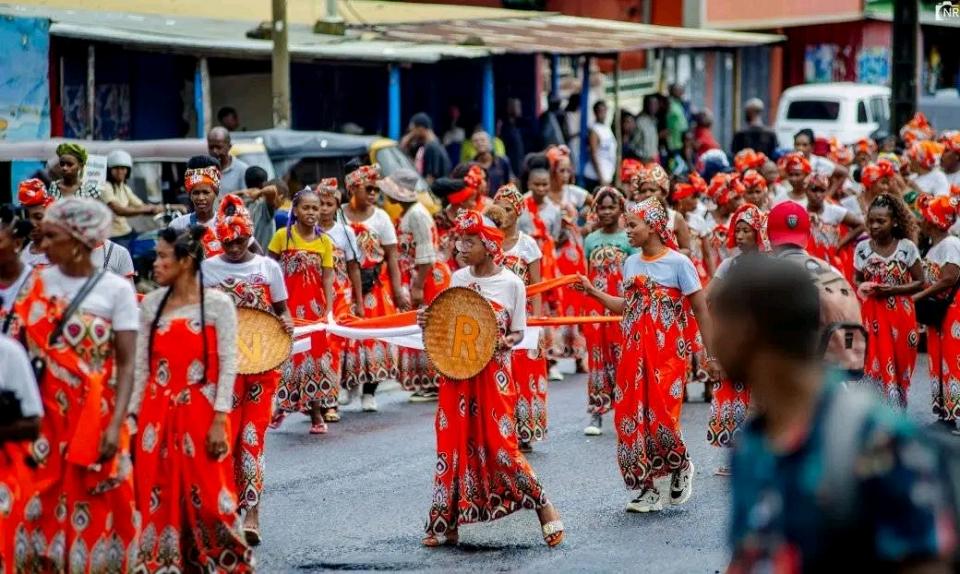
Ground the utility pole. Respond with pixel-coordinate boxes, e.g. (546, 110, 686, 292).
(890, 0, 918, 136)
(272, 0, 291, 128)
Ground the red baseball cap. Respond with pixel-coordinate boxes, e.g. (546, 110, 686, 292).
(767, 201, 810, 249)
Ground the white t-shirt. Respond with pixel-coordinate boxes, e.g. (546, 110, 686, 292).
(622, 249, 702, 295)
(946, 170, 960, 188)
(202, 254, 288, 305)
(340, 208, 397, 246)
(854, 238, 921, 279)
(0, 264, 32, 312)
(685, 212, 710, 237)
(450, 267, 526, 333)
(815, 203, 848, 226)
(91, 240, 135, 278)
(400, 202, 437, 264)
(583, 122, 617, 183)
(556, 184, 589, 211)
(0, 334, 42, 418)
(323, 221, 359, 262)
(840, 195, 863, 218)
(38, 267, 139, 331)
(911, 169, 951, 197)
(927, 236, 960, 271)
(504, 232, 543, 264)
(19, 247, 48, 268)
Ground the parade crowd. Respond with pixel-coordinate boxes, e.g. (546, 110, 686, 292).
(2, 99, 960, 573)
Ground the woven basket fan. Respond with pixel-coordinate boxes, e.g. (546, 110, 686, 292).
(236, 307, 292, 375)
(423, 287, 498, 380)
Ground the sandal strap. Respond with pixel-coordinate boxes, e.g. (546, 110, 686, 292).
(541, 520, 564, 536)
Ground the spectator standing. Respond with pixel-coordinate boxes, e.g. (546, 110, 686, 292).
(99, 150, 167, 250)
(502, 98, 530, 176)
(693, 109, 721, 157)
(472, 130, 514, 194)
(207, 127, 249, 197)
(217, 106, 241, 131)
(620, 111, 642, 161)
(583, 100, 617, 189)
(539, 96, 566, 149)
(400, 112, 452, 184)
(635, 95, 661, 162)
(666, 84, 689, 156)
(731, 98, 778, 157)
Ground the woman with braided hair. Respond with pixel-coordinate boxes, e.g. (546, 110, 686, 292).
(131, 226, 253, 572)
(267, 186, 337, 434)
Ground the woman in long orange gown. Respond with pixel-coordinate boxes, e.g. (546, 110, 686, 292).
(15, 198, 140, 572)
(420, 210, 564, 548)
(131, 226, 252, 572)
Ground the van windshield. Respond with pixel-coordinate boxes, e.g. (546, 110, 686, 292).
(786, 100, 841, 121)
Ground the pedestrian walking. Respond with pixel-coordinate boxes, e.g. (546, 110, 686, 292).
(383, 169, 451, 402)
(418, 209, 564, 548)
(339, 165, 407, 412)
(492, 185, 548, 453)
(581, 187, 633, 436)
(202, 194, 292, 545)
(15, 198, 140, 572)
(131, 226, 253, 572)
(267, 187, 338, 435)
(577, 197, 718, 513)
(854, 194, 923, 409)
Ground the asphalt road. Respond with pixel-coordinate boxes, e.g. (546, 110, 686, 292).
(256, 358, 939, 573)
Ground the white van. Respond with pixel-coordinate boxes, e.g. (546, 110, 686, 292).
(774, 83, 890, 148)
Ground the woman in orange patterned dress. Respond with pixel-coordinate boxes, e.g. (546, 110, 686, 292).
(131, 226, 252, 572)
(15, 198, 140, 572)
(581, 187, 633, 436)
(854, 193, 924, 409)
(915, 195, 960, 428)
(419, 210, 563, 548)
(15, 178, 54, 269)
(169, 162, 226, 258)
(339, 165, 408, 412)
(579, 198, 718, 513)
(268, 186, 337, 434)
(804, 173, 864, 274)
(705, 173, 745, 271)
(382, 171, 451, 402)
(202, 194, 292, 544)
(492, 184, 549, 452)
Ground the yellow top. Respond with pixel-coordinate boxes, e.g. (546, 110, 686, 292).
(268, 226, 334, 268)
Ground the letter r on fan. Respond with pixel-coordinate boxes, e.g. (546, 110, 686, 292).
(451, 315, 480, 360)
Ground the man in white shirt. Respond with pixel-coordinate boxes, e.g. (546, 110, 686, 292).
(584, 100, 617, 190)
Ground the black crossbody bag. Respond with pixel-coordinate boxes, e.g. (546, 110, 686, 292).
(915, 280, 960, 327)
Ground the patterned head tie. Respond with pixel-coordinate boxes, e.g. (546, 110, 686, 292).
(626, 197, 677, 250)
(18, 178, 54, 208)
(345, 164, 381, 189)
(493, 183, 524, 215)
(727, 203, 771, 252)
(43, 197, 113, 248)
(215, 194, 253, 243)
(454, 209, 504, 264)
(185, 166, 221, 193)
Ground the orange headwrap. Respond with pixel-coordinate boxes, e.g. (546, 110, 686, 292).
(627, 197, 677, 250)
(620, 159, 644, 184)
(741, 169, 768, 191)
(215, 194, 254, 244)
(184, 166, 221, 193)
(632, 163, 670, 193)
(861, 160, 897, 190)
(918, 194, 959, 231)
(900, 112, 935, 146)
(454, 210, 504, 263)
(546, 145, 571, 170)
(315, 177, 341, 200)
(493, 183, 524, 214)
(827, 138, 853, 166)
(939, 131, 960, 155)
(854, 137, 878, 157)
(727, 203, 771, 251)
(670, 182, 698, 202)
(708, 173, 744, 207)
(688, 172, 708, 195)
(734, 148, 768, 174)
(908, 140, 945, 171)
(18, 178, 53, 208)
(777, 152, 812, 175)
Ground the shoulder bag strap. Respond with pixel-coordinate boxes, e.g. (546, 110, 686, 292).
(103, 242, 115, 271)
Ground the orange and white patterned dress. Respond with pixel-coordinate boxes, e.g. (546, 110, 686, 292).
(924, 236, 960, 422)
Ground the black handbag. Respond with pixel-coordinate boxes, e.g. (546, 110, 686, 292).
(359, 263, 382, 293)
(915, 281, 960, 327)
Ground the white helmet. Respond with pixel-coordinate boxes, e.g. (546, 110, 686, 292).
(107, 150, 133, 169)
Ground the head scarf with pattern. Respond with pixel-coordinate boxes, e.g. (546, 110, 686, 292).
(55, 142, 88, 165)
(493, 183, 525, 215)
(777, 152, 812, 175)
(918, 193, 959, 231)
(741, 169, 768, 191)
(908, 140, 944, 171)
(734, 148, 767, 174)
(345, 164, 381, 189)
(43, 197, 113, 248)
(827, 138, 853, 166)
(708, 173, 745, 207)
(627, 197, 678, 250)
(18, 178, 54, 208)
(215, 194, 254, 243)
(185, 166, 221, 193)
(620, 159, 644, 184)
(726, 203, 771, 251)
(315, 177, 341, 201)
(861, 160, 897, 190)
(854, 137, 878, 158)
(546, 145, 571, 170)
(632, 163, 670, 194)
(454, 210, 505, 264)
(939, 131, 960, 155)
(900, 112, 935, 146)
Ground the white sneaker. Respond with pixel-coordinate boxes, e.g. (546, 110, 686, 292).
(548, 366, 564, 381)
(626, 487, 663, 513)
(583, 413, 603, 436)
(338, 386, 357, 406)
(670, 462, 695, 506)
(361, 394, 378, 412)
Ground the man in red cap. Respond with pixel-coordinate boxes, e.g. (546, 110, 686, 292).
(767, 202, 863, 371)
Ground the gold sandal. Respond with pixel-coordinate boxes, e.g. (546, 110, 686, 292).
(541, 520, 565, 547)
(421, 531, 458, 547)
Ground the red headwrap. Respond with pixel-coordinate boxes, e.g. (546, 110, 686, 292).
(215, 194, 254, 244)
(733, 148, 767, 174)
(454, 210, 504, 263)
(939, 131, 960, 155)
(908, 140, 945, 171)
(708, 173, 744, 207)
(900, 112, 935, 146)
(828, 138, 853, 166)
(620, 159, 644, 184)
(546, 145, 571, 170)
(670, 183, 698, 202)
(345, 164, 381, 189)
(688, 172, 708, 195)
(632, 164, 669, 193)
(627, 197, 677, 250)
(726, 203, 771, 251)
(465, 164, 486, 190)
(918, 194, 959, 231)
(493, 183, 524, 214)
(18, 178, 53, 208)
(741, 169, 768, 191)
(777, 152, 812, 176)
(861, 160, 897, 190)
(185, 166, 220, 193)
(854, 137, 877, 157)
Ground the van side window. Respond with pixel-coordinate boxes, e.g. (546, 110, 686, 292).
(786, 100, 840, 121)
(870, 97, 888, 126)
(857, 101, 869, 123)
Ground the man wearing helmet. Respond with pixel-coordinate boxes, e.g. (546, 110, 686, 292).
(99, 149, 169, 249)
